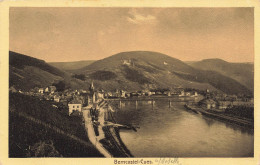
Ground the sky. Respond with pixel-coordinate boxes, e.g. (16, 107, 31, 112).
(9, 7, 254, 62)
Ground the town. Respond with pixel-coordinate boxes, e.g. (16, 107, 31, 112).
(9, 82, 253, 116)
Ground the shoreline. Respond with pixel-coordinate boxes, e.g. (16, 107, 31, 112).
(184, 104, 254, 129)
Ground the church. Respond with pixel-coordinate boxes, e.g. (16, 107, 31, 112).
(68, 82, 96, 116)
(87, 81, 96, 105)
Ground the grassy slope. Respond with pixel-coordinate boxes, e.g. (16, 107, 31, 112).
(10, 51, 65, 77)
(189, 59, 254, 92)
(9, 93, 102, 157)
(9, 51, 65, 90)
(9, 51, 90, 91)
(49, 60, 96, 71)
(76, 51, 251, 95)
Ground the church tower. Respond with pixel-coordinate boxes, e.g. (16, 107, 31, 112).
(89, 81, 94, 93)
(89, 81, 96, 104)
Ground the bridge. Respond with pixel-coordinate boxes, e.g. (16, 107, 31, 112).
(105, 97, 197, 102)
(105, 97, 198, 109)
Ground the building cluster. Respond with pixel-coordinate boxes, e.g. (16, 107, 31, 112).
(105, 89, 198, 98)
(10, 83, 253, 116)
(9, 82, 105, 116)
(122, 59, 134, 67)
(200, 89, 254, 111)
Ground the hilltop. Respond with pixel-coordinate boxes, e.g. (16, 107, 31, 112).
(189, 58, 254, 92)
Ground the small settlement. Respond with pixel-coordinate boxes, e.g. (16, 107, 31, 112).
(9, 82, 253, 115)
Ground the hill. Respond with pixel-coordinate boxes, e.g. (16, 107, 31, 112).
(49, 60, 95, 71)
(9, 51, 90, 91)
(9, 51, 252, 95)
(9, 92, 102, 157)
(76, 51, 252, 95)
(189, 59, 254, 92)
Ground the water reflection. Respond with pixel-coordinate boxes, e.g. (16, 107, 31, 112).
(113, 99, 254, 157)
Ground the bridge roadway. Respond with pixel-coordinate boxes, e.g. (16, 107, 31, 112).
(106, 97, 197, 102)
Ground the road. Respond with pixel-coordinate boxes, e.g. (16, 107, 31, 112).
(82, 108, 112, 158)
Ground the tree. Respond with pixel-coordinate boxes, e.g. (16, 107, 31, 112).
(52, 81, 66, 92)
(72, 74, 86, 81)
(26, 140, 62, 157)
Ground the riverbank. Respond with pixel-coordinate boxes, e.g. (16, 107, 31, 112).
(101, 126, 133, 157)
(184, 104, 254, 129)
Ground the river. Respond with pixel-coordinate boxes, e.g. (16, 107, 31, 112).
(111, 98, 254, 157)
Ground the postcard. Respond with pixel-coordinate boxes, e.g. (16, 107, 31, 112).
(0, 0, 259, 165)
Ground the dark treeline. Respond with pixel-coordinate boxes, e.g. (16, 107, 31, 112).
(90, 70, 117, 81)
(72, 74, 86, 81)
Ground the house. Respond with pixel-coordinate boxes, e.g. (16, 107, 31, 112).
(122, 59, 132, 66)
(106, 92, 113, 98)
(191, 91, 198, 97)
(217, 101, 232, 110)
(120, 90, 126, 98)
(225, 95, 238, 101)
(68, 99, 83, 116)
(163, 91, 171, 96)
(44, 87, 49, 93)
(207, 100, 216, 110)
(199, 99, 216, 110)
(156, 91, 163, 95)
(49, 86, 57, 93)
(54, 95, 60, 102)
(44, 86, 56, 93)
(97, 91, 105, 99)
(185, 92, 191, 96)
(146, 91, 152, 96)
(126, 93, 131, 97)
(179, 90, 185, 97)
(39, 88, 44, 93)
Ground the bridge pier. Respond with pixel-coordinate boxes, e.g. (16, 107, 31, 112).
(119, 100, 122, 109)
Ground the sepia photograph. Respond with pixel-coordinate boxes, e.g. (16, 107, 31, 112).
(6, 6, 256, 160)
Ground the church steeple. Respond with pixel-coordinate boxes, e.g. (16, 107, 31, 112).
(89, 81, 94, 93)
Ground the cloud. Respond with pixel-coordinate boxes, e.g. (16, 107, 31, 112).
(127, 9, 157, 24)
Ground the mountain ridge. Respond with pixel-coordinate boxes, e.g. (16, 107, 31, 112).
(78, 51, 252, 95)
(189, 58, 254, 92)
(9, 50, 253, 95)
(9, 51, 90, 91)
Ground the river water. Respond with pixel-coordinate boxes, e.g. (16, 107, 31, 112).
(112, 98, 254, 157)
